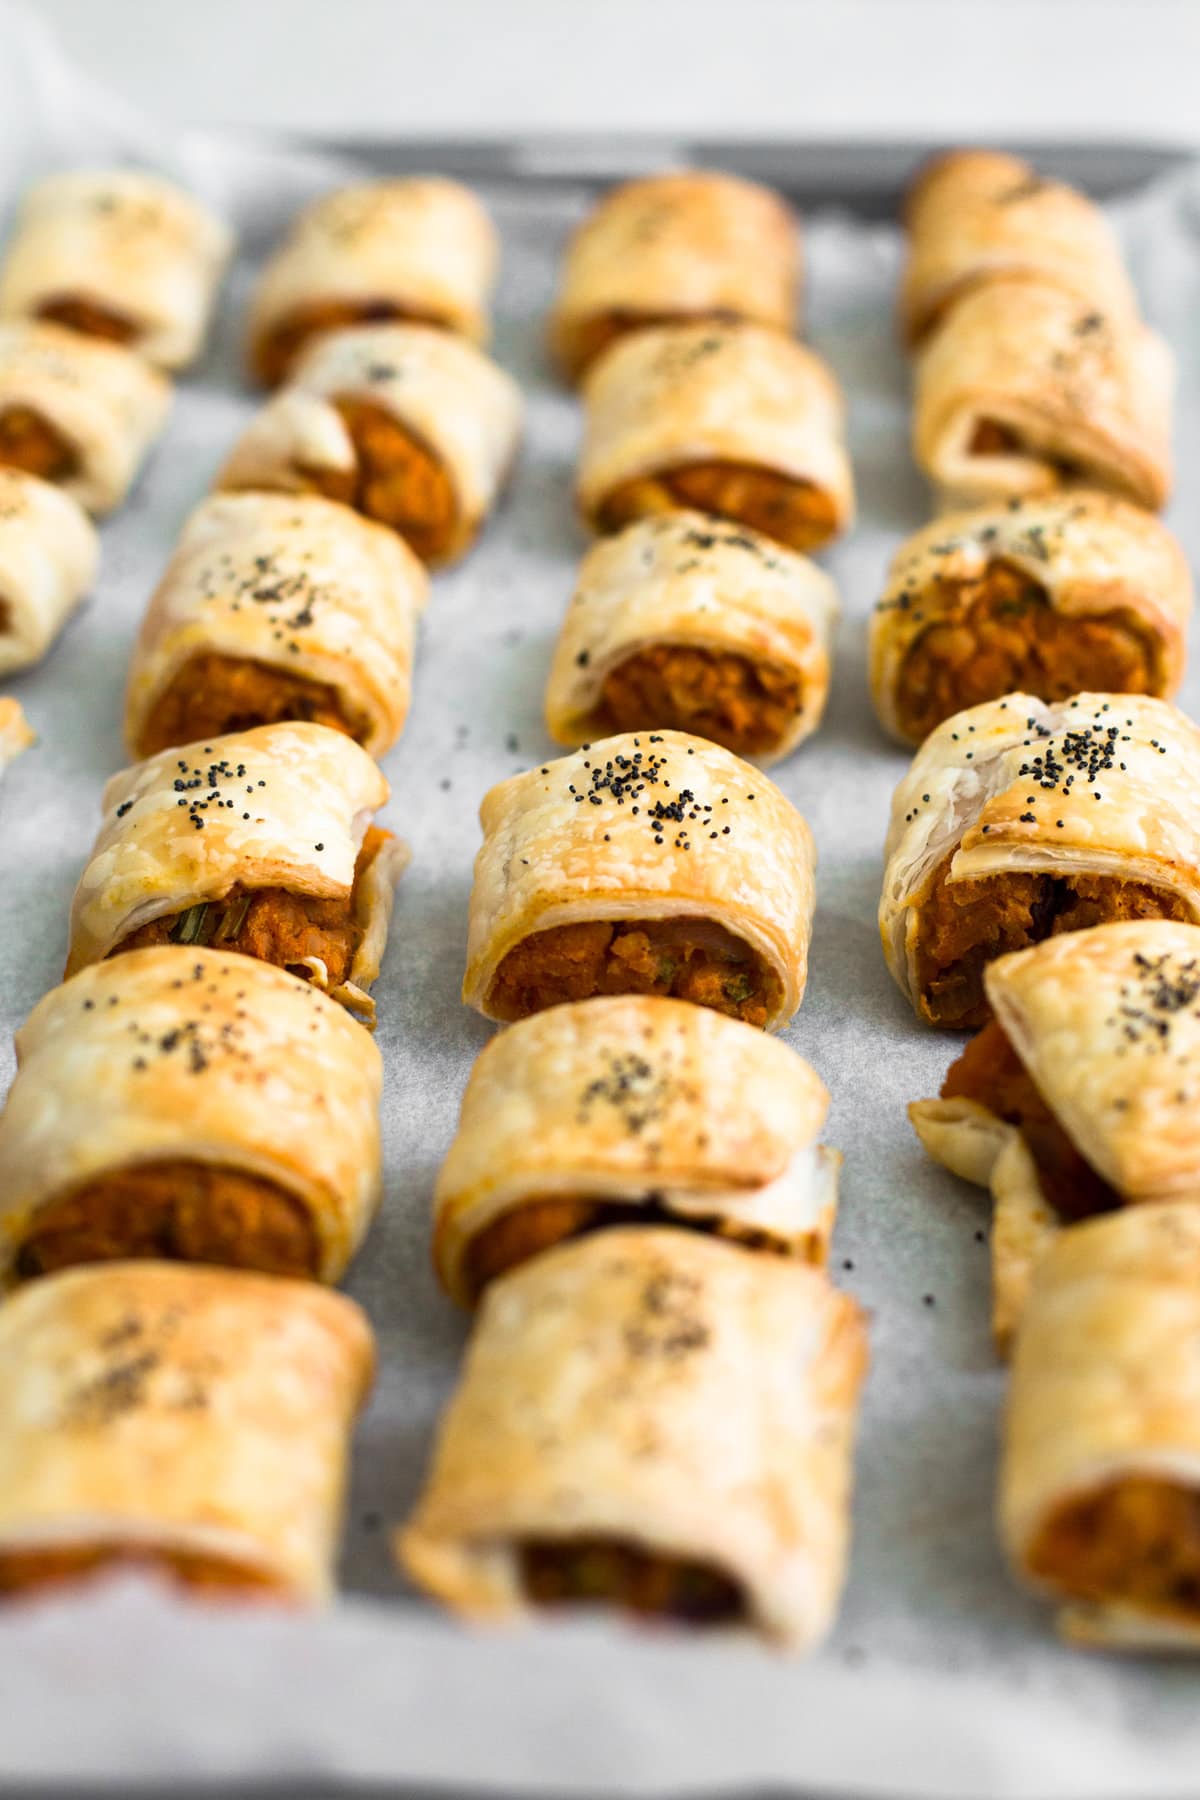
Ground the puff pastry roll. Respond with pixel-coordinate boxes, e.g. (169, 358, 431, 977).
(881, 692, 1200, 1030)
(398, 1229, 867, 1648)
(124, 492, 427, 760)
(0, 1263, 372, 1605)
(912, 918, 1200, 1350)
(0, 697, 32, 773)
(217, 322, 522, 566)
(545, 510, 838, 762)
(1002, 1203, 1200, 1648)
(549, 169, 800, 383)
(464, 729, 815, 1031)
(912, 279, 1172, 511)
(0, 467, 97, 676)
(0, 320, 170, 515)
(576, 321, 853, 553)
(900, 150, 1137, 347)
(66, 721, 407, 1022)
(0, 945, 382, 1286)
(870, 494, 1190, 747)
(247, 178, 497, 387)
(434, 995, 839, 1304)
(0, 169, 232, 371)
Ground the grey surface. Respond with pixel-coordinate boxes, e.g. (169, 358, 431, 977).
(4, 8, 1200, 1796)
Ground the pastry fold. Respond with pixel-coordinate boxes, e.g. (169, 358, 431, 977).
(912, 278, 1173, 510)
(900, 150, 1137, 347)
(576, 320, 853, 553)
(66, 720, 407, 1022)
(398, 1228, 867, 1649)
(0, 1262, 372, 1606)
(0, 169, 232, 371)
(0, 697, 32, 773)
(550, 169, 800, 383)
(881, 692, 1200, 1030)
(544, 510, 838, 762)
(870, 494, 1191, 746)
(247, 178, 498, 386)
(124, 492, 428, 760)
(463, 728, 815, 1031)
(434, 994, 839, 1304)
(0, 945, 383, 1286)
(0, 468, 98, 675)
(1002, 1203, 1200, 1649)
(0, 320, 171, 515)
(217, 322, 522, 566)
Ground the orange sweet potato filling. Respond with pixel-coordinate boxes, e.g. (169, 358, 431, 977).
(896, 561, 1161, 743)
(137, 651, 363, 759)
(0, 1543, 280, 1601)
(520, 1538, 744, 1625)
(111, 825, 390, 992)
(1027, 1478, 1200, 1621)
(36, 295, 138, 346)
(599, 642, 801, 756)
(298, 396, 457, 562)
(597, 460, 837, 553)
(487, 917, 781, 1027)
(0, 406, 77, 483)
(253, 299, 441, 388)
(566, 307, 740, 381)
(14, 1159, 318, 1283)
(914, 855, 1188, 1029)
(941, 1017, 1119, 1222)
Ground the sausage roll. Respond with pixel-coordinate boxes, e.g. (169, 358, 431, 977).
(900, 150, 1137, 347)
(912, 919, 1200, 1351)
(0, 169, 232, 372)
(66, 720, 407, 1023)
(1002, 1203, 1200, 1649)
(912, 278, 1173, 511)
(398, 1228, 867, 1648)
(881, 692, 1200, 1030)
(464, 729, 815, 1031)
(870, 494, 1191, 747)
(0, 1262, 372, 1605)
(217, 322, 522, 566)
(247, 178, 498, 387)
(0, 320, 170, 515)
(549, 169, 800, 383)
(544, 510, 838, 762)
(124, 492, 428, 760)
(0, 945, 382, 1286)
(0, 468, 98, 675)
(0, 697, 32, 774)
(576, 321, 853, 553)
(434, 995, 839, 1304)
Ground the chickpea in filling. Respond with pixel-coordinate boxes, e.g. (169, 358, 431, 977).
(597, 460, 836, 553)
(36, 296, 138, 347)
(298, 397, 457, 562)
(137, 651, 363, 758)
(0, 406, 77, 483)
(0, 1544, 280, 1600)
(896, 560, 1160, 743)
(1028, 1478, 1200, 1622)
(487, 917, 781, 1027)
(255, 300, 437, 389)
(520, 1537, 744, 1625)
(598, 642, 801, 756)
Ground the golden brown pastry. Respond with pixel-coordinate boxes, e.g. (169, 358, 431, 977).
(0, 169, 232, 371)
(576, 320, 853, 553)
(247, 178, 498, 386)
(66, 720, 407, 1023)
(0, 320, 170, 515)
(900, 150, 1137, 347)
(0, 1262, 372, 1605)
(0, 945, 382, 1286)
(549, 169, 800, 383)
(217, 321, 522, 566)
(544, 510, 838, 762)
(0, 468, 98, 675)
(1002, 1203, 1200, 1648)
(124, 492, 428, 760)
(398, 1228, 867, 1648)
(0, 696, 32, 774)
(434, 995, 839, 1304)
(912, 278, 1172, 510)
(870, 494, 1191, 746)
(463, 729, 815, 1031)
(912, 918, 1200, 1350)
(881, 692, 1200, 1031)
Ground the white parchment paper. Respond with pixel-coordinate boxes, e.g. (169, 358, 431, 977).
(3, 5, 1200, 1792)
